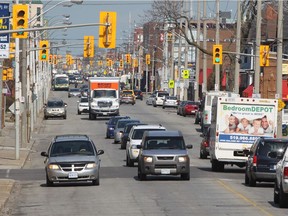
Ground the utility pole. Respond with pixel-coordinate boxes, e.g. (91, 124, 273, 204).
(183, 17, 188, 100)
(234, 0, 241, 94)
(21, 39, 28, 146)
(202, 0, 207, 94)
(195, 0, 201, 101)
(215, 0, 220, 91)
(0, 59, 3, 135)
(177, 11, 183, 99)
(277, 0, 283, 138)
(170, 28, 175, 96)
(254, 0, 261, 94)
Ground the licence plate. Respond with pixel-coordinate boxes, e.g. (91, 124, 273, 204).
(270, 165, 276, 170)
(161, 169, 170, 174)
(68, 172, 78, 178)
(103, 113, 108, 115)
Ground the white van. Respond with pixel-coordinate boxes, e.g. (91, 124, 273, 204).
(152, 91, 169, 107)
(201, 91, 239, 135)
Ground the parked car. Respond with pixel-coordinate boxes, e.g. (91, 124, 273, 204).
(134, 89, 143, 100)
(274, 145, 288, 208)
(146, 94, 156, 105)
(162, 96, 179, 109)
(200, 127, 210, 159)
(152, 91, 169, 107)
(126, 124, 166, 167)
(137, 130, 193, 180)
(113, 119, 141, 144)
(68, 88, 81, 98)
(44, 98, 67, 120)
(120, 123, 147, 150)
(177, 101, 188, 115)
(195, 110, 202, 124)
(181, 101, 200, 116)
(105, 116, 130, 138)
(77, 97, 89, 115)
(40, 134, 104, 186)
(245, 137, 288, 187)
(120, 90, 136, 105)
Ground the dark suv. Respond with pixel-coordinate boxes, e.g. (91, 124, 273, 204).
(137, 130, 192, 181)
(245, 137, 288, 187)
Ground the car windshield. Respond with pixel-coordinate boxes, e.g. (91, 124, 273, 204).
(132, 129, 165, 140)
(166, 96, 177, 100)
(258, 141, 288, 156)
(70, 88, 79, 92)
(80, 98, 88, 102)
(110, 117, 129, 125)
(93, 90, 116, 98)
(47, 101, 63, 107)
(144, 137, 185, 150)
(50, 141, 95, 156)
(122, 91, 133, 95)
(117, 120, 140, 129)
(158, 92, 169, 97)
(186, 101, 200, 105)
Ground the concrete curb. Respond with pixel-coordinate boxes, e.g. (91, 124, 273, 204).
(0, 179, 15, 214)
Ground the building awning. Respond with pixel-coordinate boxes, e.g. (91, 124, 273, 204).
(242, 84, 254, 97)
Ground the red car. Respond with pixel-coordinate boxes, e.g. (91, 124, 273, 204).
(181, 101, 200, 117)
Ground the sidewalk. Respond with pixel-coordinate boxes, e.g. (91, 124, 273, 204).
(0, 112, 40, 213)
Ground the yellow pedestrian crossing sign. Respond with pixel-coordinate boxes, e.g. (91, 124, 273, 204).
(182, 69, 189, 79)
(278, 99, 286, 112)
(169, 80, 174, 88)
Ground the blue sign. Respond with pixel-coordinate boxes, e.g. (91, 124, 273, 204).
(0, 3, 10, 58)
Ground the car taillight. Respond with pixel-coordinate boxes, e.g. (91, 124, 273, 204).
(204, 141, 209, 147)
(252, 155, 257, 166)
(284, 167, 288, 179)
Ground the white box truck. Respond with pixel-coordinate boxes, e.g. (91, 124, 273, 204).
(88, 77, 120, 120)
(209, 97, 278, 172)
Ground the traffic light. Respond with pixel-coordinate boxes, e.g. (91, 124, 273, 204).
(49, 54, 53, 64)
(146, 54, 150, 65)
(53, 55, 58, 65)
(212, 44, 223, 65)
(9, 42, 15, 59)
(133, 58, 138, 68)
(12, 4, 29, 38)
(125, 54, 131, 64)
(260, 45, 270, 66)
(98, 60, 103, 66)
(7, 68, 13, 80)
(98, 11, 117, 48)
(39, 40, 49, 61)
(2, 69, 7, 81)
(119, 59, 123, 68)
(83, 36, 95, 57)
(167, 32, 173, 41)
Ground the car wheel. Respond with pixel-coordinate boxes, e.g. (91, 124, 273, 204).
(200, 151, 207, 159)
(141, 98, 143, 101)
(46, 174, 53, 187)
(162, 106, 165, 109)
(44, 115, 48, 120)
(138, 165, 146, 181)
(211, 160, 218, 172)
(181, 172, 190, 181)
(120, 143, 126, 149)
(274, 181, 279, 204)
(279, 184, 288, 208)
(127, 154, 134, 167)
(77, 110, 81, 115)
(92, 178, 100, 186)
(63, 115, 67, 119)
(245, 172, 249, 185)
(183, 113, 186, 117)
(248, 175, 256, 187)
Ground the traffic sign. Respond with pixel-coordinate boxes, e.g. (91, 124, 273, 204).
(278, 99, 286, 112)
(182, 69, 189, 79)
(168, 80, 174, 89)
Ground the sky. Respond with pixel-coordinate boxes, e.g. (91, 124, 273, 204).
(24, 0, 237, 55)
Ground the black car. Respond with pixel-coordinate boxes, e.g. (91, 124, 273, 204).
(105, 116, 130, 139)
(120, 122, 147, 149)
(245, 137, 288, 187)
(134, 90, 143, 100)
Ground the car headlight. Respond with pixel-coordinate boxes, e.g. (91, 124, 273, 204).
(86, 163, 97, 169)
(144, 156, 153, 163)
(178, 156, 188, 162)
(48, 164, 60, 170)
(109, 127, 114, 130)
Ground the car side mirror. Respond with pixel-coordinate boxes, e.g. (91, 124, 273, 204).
(40, 152, 48, 157)
(97, 149, 104, 155)
(186, 144, 193, 149)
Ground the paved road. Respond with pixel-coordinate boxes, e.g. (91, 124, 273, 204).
(1, 89, 287, 216)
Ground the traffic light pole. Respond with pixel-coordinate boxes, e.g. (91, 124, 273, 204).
(0, 59, 3, 135)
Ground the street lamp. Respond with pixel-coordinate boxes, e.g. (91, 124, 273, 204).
(29, 0, 83, 24)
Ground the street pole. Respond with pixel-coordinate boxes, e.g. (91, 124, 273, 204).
(183, 18, 188, 100)
(152, 48, 155, 93)
(215, 0, 220, 91)
(254, 0, 261, 94)
(195, 0, 201, 101)
(202, 0, 207, 94)
(0, 59, 3, 135)
(21, 39, 28, 146)
(234, 0, 241, 94)
(170, 28, 175, 96)
(277, 0, 283, 138)
(146, 62, 148, 95)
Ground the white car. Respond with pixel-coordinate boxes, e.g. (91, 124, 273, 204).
(126, 124, 166, 167)
(274, 147, 288, 208)
(162, 96, 178, 109)
(77, 97, 89, 115)
(152, 91, 169, 107)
